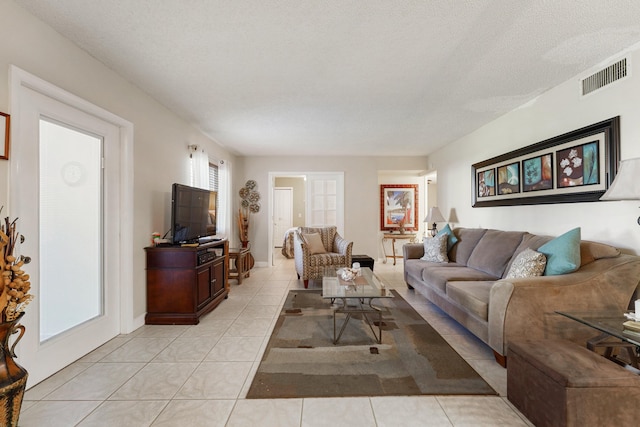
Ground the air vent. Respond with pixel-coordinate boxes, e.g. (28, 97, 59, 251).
(581, 58, 628, 96)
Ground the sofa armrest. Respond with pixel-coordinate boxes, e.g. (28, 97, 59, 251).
(403, 243, 424, 261)
(488, 254, 640, 357)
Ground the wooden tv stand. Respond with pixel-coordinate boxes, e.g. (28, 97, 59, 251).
(145, 239, 229, 324)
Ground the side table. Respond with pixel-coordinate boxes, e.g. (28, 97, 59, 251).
(228, 247, 251, 284)
(382, 233, 416, 265)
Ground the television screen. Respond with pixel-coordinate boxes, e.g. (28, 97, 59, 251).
(171, 183, 211, 244)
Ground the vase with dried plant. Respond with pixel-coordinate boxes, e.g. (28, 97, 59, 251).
(0, 208, 33, 426)
(237, 181, 260, 269)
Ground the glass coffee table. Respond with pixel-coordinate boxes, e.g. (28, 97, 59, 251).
(322, 267, 392, 344)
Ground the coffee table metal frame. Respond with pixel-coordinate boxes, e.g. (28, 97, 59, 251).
(322, 267, 391, 344)
(556, 311, 640, 369)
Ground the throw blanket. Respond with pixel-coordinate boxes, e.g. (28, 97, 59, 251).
(281, 227, 297, 258)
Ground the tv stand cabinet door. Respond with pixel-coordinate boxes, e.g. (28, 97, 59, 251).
(196, 264, 213, 310)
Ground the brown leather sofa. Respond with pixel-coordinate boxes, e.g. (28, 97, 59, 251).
(403, 228, 640, 366)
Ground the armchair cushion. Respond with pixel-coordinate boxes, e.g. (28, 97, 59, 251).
(303, 233, 326, 254)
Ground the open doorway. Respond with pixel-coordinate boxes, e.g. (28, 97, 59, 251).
(268, 172, 344, 266)
(272, 176, 306, 264)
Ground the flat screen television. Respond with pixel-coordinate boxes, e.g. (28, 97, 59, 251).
(171, 183, 212, 244)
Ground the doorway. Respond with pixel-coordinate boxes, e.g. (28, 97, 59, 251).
(10, 66, 134, 387)
(273, 187, 293, 248)
(268, 172, 344, 266)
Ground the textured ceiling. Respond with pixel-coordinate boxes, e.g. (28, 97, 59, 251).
(14, 0, 640, 156)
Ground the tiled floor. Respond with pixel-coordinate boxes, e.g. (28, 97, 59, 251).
(19, 253, 534, 426)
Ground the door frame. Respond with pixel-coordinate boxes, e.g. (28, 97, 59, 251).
(9, 66, 135, 337)
(267, 172, 344, 266)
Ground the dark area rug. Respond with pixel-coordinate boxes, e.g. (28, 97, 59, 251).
(247, 289, 496, 398)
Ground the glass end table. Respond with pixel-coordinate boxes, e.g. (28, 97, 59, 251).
(556, 311, 640, 369)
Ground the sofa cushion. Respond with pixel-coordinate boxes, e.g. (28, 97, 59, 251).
(420, 234, 448, 263)
(436, 224, 459, 251)
(422, 266, 497, 293)
(504, 233, 553, 275)
(446, 281, 494, 321)
(303, 233, 326, 254)
(467, 230, 526, 277)
(505, 249, 547, 279)
(449, 228, 487, 265)
(404, 259, 463, 283)
(538, 227, 581, 275)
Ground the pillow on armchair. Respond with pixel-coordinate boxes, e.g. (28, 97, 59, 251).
(303, 233, 326, 254)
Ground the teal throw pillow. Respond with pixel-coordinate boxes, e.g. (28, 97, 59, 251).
(436, 224, 459, 251)
(537, 227, 581, 276)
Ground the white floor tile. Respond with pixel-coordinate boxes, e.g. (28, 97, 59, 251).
(301, 397, 376, 427)
(227, 398, 302, 427)
(151, 399, 235, 427)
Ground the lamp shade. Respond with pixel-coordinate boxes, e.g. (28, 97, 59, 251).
(600, 157, 640, 201)
(424, 207, 446, 223)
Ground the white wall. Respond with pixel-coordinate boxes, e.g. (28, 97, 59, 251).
(429, 46, 640, 254)
(0, 1, 237, 323)
(237, 156, 428, 263)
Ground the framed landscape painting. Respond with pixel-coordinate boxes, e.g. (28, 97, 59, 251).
(472, 116, 620, 207)
(380, 184, 418, 231)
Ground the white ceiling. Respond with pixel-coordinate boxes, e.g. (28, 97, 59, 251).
(14, 0, 640, 157)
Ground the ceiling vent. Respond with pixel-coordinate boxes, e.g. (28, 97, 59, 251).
(581, 58, 628, 96)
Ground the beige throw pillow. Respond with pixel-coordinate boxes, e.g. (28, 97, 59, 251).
(303, 233, 326, 254)
(420, 234, 448, 263)
(506, 248, 547, 279)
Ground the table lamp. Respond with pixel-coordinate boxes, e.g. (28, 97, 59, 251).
(600, 157, 640, 225)
(424, 207, 446, 237)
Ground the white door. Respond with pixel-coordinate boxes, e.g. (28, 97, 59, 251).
(306, 173, 344, 233)
(273, 187, 293, 247)
(12, 78, 124, 387)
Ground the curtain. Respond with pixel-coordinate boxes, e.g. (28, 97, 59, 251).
(217, 159, 230, 238)
(190, 146, 209, 189)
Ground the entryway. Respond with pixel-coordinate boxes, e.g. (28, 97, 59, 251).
(10, 66, 134, 387)
(268, 172, 344, 266)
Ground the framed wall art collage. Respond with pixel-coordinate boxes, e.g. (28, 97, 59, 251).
(472, 117, 620, 207)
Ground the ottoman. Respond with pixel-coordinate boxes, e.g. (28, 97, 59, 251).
(507, 339, 640, 427)
(351, 254, 374, 271)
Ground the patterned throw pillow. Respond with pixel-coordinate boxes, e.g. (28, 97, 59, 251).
(420, 234, 449, 263)
(303, 233, 326, 254)
(506, 248, 547, 279)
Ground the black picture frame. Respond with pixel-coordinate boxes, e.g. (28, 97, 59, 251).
(471, 116, 620, 207)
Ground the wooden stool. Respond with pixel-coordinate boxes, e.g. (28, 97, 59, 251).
(228, 247, 251, 284)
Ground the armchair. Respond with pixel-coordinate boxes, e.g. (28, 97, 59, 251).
(293, 226, 353, 288)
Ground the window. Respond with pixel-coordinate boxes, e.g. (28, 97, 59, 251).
(209, 162, 218, 192)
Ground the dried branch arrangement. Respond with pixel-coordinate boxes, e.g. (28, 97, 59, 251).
(238, 180, 260, 245)
(0, 208, 33, 322)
